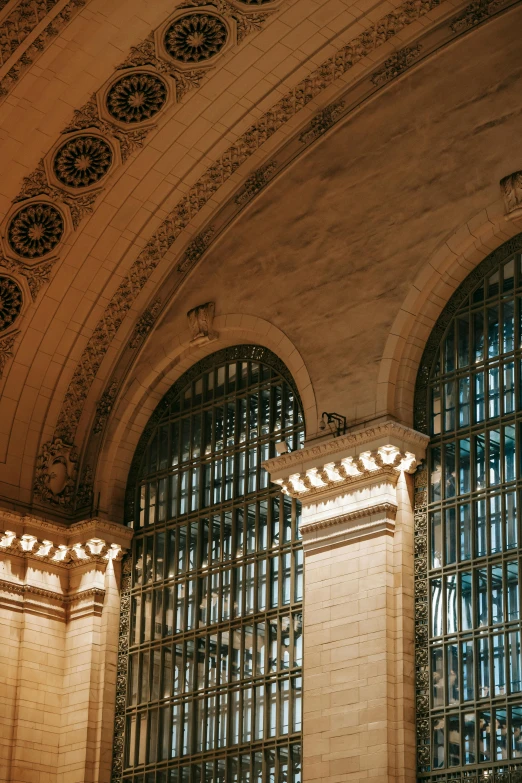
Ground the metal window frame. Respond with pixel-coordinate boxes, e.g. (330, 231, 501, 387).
(414, 233, 522, 782)
(112, 345, 304, 783)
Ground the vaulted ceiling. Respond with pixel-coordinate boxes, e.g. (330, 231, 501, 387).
(0, 0, 520, 523)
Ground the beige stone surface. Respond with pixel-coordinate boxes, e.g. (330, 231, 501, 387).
(0, 513, 131, 783)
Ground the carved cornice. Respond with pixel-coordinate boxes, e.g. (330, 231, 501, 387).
(0, 513, 132, 566)
(264, 421, 429, 474)
(0, 580, 107, 619)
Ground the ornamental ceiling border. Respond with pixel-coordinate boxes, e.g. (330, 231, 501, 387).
(3, 0, 514, 516)
(0, 0, 88, 101)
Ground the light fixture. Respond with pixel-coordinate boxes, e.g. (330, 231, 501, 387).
(319, 411, 347, 438)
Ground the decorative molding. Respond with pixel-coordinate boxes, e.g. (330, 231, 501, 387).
(299, 102, 345, 144)
(414, 464, 430, 772)
(371, 45, 423, 86)
(0, 0, 87, 103)
(33, 437, 78, 507)
(93, 379, 119, 435)
(235, 161, 277, 205)
(300, 500, 397, 534)
(500, 169, 522, 218)
(0, 509, 133, 542)
(129, 298, 162, 349)
(12, 0, 512, 507)
(64, 96, 151, 162)
(272, 455, 417, 500)
(111, 555, 132, 783)
(13, 161, 98, 230)
(0, 276, 23, 332)
(264, 420, 429, 475)
(0, 529, 125, 566)
(117, 33, 205, 102)
(187, 301, 218, 344)
(0, 329, 19, 378)
(177, 226, 215, 273)
(75, 464, 94, 509)
(450, 0, 504, 30)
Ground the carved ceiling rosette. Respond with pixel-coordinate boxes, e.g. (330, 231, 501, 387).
(157, 8, 235, 70)
(50, 133, 115, 191)
(5, 201, 66, 262)
(103, 70, 170, 126)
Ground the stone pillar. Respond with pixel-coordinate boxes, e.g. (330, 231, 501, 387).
(264, 420, 429, 783)
(0, 513, 132, 783)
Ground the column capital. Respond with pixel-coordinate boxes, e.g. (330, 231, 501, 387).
(263, 420, 429, 501)
(0, 509, 133, 619)
(263, 420, 428, 554)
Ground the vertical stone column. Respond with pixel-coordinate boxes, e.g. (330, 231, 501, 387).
(0, 513, 132, 783)
(264, 421, 428, 783)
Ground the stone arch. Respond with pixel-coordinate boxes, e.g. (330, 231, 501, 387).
(376, 202, 522, 427)
(95, 314, 316, 521)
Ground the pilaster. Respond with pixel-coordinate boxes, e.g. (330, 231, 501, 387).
(0, 511, 132, 783)
(264, 420, 429, 782)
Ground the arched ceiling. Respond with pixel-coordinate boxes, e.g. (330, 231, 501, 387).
(0, 0, 520, 522)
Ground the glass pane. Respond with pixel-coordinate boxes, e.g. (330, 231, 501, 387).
(127, 355, 304, 774)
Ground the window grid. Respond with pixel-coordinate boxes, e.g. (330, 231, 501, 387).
(421, 251, 522, 779)
(121, 351, 304, 782)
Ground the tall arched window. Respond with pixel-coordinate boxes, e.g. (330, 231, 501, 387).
(116, 346, 304, 783)
(415, 236, 522, 779)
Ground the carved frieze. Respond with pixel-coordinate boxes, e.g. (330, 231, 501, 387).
(0, 277, 23, 332)
(451, 0, 504, 31)
(299, 102, 345, 144)
(93, 379, 119, 434)
(235, 162, 277, 205)
(177, 227, 215, 273)
(187, 301, 218, 344)
(370, 45, 423, 86)
(128, 298, 162, 349)
(7, 202, 64, 260)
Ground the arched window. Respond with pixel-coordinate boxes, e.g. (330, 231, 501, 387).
(115, 346, 304, 783)
(415, 236, 522, 778)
